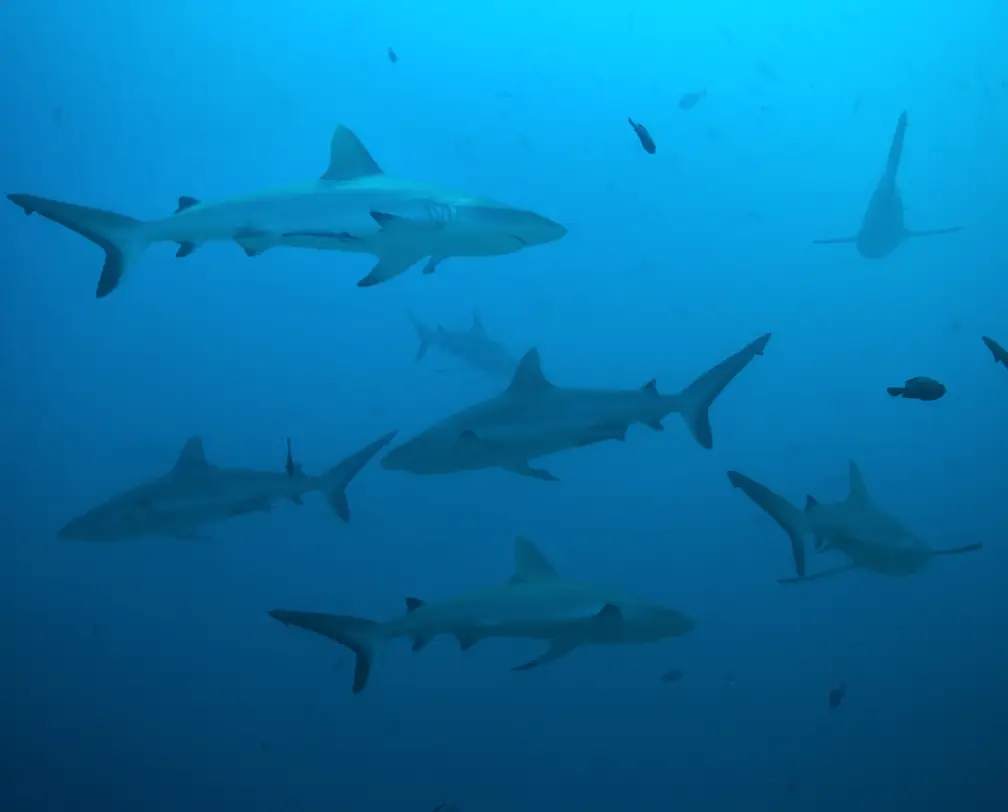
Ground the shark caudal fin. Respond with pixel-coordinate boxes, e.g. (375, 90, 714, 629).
(7, 194, 150, 297)
(268, 610, 382, 693)
(727, 470, 807, 577)
(674, 333, 772, 449)
(319, 430, 398, 521)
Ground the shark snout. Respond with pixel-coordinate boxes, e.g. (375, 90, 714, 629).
(521, 212, 566, 245)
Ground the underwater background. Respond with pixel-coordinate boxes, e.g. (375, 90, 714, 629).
(3, 0, 1007, 809)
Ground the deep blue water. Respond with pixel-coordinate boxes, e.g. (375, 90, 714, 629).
(3, 1, 1007, 810)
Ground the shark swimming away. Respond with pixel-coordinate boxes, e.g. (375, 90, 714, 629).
(726, 461, 981, 583)
(381, 332, 772, 481)
(269, 535, 695, 693)
(7, 126, 566, 297)
(812, 111, 962, 258)
(410, 311, 519, 381)
(59, 430, 397, 541)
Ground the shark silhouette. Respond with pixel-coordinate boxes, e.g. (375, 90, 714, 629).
(982, 336, 1008, 370)
(727, 461, 981, 582)
(59, 431, 396, 541)
(813, 111, 961, 258)
(381, 333, 772, 481)
(410, 311, 519, 380)
(269, 536, 695, 693)
(7, 126, 566, 297)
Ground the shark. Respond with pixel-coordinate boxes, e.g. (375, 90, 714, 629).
(380, 332, 772, 481)
(812, 111, 962, 258)
(982, 336, 1008, 369)
(6, 126, 566, 297)
(59, 430, 397, 541)
(410, 311, 519, 381)
(726, 461, 982, 583)
(268, 535, 696, 693)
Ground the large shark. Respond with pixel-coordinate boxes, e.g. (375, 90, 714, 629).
(269, 535, 695, 693)
(6, 126, 566, 297)
(812, 111, 962, 258)
(726, 461, 982, 583)
(380, 332, 772, 481)
(410, 311, 519, 381)
(59, 430, 397, 541)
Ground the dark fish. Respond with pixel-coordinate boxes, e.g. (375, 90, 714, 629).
(982, 336, 1008, 368)
(660, 668, 683, 683)
(627, 117, 656, 153)
(829, 682, 846, 709)
(387, 47, 398, 63)
(678, 90, 706, 110)
(886, 376, 946, 401)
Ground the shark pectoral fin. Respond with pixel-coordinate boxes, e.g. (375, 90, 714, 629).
(503, 461, 559, 482)
(778, 564, 857, 584)
(575, 421, 628, 447)
(511, 638, 580, 671)
(903, 226, 963, 238)
(357, 249, 426, 287)
(934, 543, 982, 556)
(176, 241, 196, 258)
(812, 235, 857, 245)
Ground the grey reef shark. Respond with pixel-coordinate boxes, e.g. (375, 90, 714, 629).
(410, 310, 519, 381)
(59, 431, 396, 541)
(812, 111, 962, 257)
(7, 126, 566, 297)
(269, 535, 696, 693)
(726, 461, 982, 583)
(380, 332, 772, 481)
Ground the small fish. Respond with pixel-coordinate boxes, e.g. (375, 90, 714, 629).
(387, 47, 398, 63)
(627, 117, 656, 153)
(678, 90, 706, 110)
(886, 377, 946, 401)
(982, 336, 1008, 368)
(660, 668, 683, 683)
(828, 682, 846, 709)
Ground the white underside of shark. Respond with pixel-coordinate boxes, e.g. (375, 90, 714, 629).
(269, 536, 695, 693)
(7, 126, 566, 297)
(727, 460, 982, 582)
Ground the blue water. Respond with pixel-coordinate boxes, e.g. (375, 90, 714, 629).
(3, 1, 1007, 809)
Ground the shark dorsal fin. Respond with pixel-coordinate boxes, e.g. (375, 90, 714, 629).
(174, 436, 209, 473)
(846, 460, 871, 505)
(641, 379, 659, 395)
(405, 597, 424, 613)
(510, 536, 559, 582)
(175, 196, 200, 213)
(506, 349, 553, 395)
(805, 494, 819, 512)
(470, 312, 486, 336)
(320, 126, 383, 182)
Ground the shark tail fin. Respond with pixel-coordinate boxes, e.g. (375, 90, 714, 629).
(7, 193, 149, 297)
(320, 430, 398, 522)
(727, 470, 807, 577)
(673, 333, 772, 449)
(268, 610, 382, 693)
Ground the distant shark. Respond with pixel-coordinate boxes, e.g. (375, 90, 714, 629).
(982, 336, 1008, 369)
(726, 461, 981, 583)
(410, 311, 519, 380)
(381, 332, 772, 481)
(812, 111, 962, 258)
(7, 126, 566, 297)
(269, 535, 695, 693)
(59, 430, 397, 541)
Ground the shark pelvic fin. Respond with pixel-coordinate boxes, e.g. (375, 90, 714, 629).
(506, 349, 554, 395)
(173, 436, 210, 474)
(510, 536, 559, 583)
(320, 126, 383, 182)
